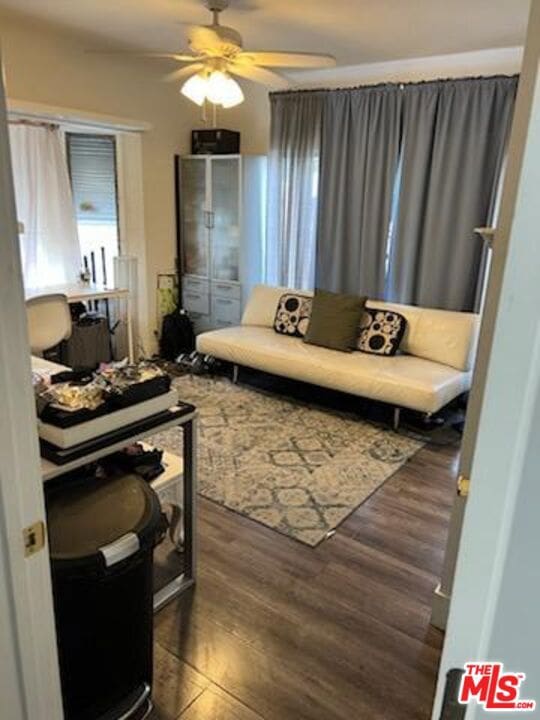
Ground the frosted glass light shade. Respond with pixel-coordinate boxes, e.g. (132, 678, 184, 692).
(181, 73, 208, 106)
(206, 71, 244, 108)
(221, 76, 244, 108)
(180, 69, 244, 108)
(206, 71, 227, 104)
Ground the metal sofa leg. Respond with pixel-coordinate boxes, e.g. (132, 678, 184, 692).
(232, 364, 239, 384)
(393, 407, 401, 431)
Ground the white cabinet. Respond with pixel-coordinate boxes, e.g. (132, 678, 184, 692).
(177, 154, 266, 332)
(212, 296, 242, 327)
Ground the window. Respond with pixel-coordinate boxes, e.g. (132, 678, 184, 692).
(9, 122, 82, 288)
(383, 151, 404, 299)
(66, 133, 120, 287)
(265, 149, 321, 290)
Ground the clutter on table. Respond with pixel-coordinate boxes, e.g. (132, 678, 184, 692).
(33, 360, 172, 428)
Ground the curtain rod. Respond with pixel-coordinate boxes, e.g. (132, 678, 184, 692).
(8, 118, 59, 130)
(271, 73, 519, 98)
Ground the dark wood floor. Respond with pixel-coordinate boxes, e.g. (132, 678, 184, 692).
(150, 423, 458, 720)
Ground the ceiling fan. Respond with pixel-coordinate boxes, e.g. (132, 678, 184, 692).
(99, 0, 336, 108)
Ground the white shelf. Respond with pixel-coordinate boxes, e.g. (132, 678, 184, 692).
(140, 443, 184, 505)
(38, 390, 179, 449)
(41, 406, 196, 481)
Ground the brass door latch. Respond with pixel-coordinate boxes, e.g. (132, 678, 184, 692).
(457, 475, 470, 497)
(23, 521, 46, 557)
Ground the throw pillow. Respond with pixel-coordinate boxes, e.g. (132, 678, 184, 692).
(303, 289, 366, 352)
(274, 293, 313, 337)
(357, 308, 407, 356)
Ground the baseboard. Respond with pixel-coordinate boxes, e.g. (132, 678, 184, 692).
(430, 583, 450, 630)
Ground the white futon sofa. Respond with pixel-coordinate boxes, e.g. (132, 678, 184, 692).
(196, 284, 480, 422)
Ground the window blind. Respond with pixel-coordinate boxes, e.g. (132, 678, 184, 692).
(67, 133, 118, 225)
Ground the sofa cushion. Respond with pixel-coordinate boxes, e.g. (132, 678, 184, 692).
(241, 285, 480, 372)
(304, 289, 366, 352)
(274, 293, 312, 337)
(242, 284, 314, 328)
(197, 326, 472, 414)
(357, 308, 407, 356)
(366, 300, 480, 371)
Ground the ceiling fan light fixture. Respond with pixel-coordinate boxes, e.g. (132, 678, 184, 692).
(180, 72, 208, 106)
(94, 1, 335, 103)
(219, 74, 244, 108)
(205, 69, 243, 107)
(205, 70, 227, 103)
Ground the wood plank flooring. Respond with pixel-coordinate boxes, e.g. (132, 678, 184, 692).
(150, 440, 458, 720)
(150, 373, 460, 719)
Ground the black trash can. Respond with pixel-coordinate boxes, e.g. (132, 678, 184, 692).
(46, 472, 162, 720)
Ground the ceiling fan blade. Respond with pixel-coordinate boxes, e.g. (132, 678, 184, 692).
(188, 26, 223, 54)
(161, 63, 204, 83)
(229, 63, 290, 90)
(86, 50, 199, 62)
(234, 51, 336, 69)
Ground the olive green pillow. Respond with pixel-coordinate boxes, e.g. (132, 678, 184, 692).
(303, 289, 366, 352)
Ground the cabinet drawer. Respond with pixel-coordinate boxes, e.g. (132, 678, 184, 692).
(212, 281, 241, 300)
(212, 297, 241, 326)
(183, 290, 210, 315)
(184, 276, 209, 295)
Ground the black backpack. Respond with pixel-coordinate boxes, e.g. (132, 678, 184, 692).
(159, 309, 195, 361)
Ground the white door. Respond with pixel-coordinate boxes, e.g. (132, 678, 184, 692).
(0, 62, 64, 718)
(432, 2, 540, 716)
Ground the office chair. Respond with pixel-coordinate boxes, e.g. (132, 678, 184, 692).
(26, 293, 72, 356)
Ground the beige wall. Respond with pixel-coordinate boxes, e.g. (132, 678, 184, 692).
(0, 9, 201, 348)
(191, 82, 271, 155)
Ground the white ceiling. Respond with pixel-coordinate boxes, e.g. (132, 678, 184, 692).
(0, 0, 530, 67)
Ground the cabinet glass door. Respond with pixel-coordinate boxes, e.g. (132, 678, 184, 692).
(181, 159, 208, 277)
(210, 158, 240, 282)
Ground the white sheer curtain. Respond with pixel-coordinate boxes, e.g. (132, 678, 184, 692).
(9, 123, 81, 288)
(265, 92, 324, 290)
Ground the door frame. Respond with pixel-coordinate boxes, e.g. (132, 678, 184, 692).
(0, 60, 64, 718)
(432, 1, 540, 715)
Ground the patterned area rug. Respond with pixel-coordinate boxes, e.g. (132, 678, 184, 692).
(150, 375, 424, 546)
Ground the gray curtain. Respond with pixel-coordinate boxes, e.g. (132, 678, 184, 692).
(388, 76, 518, 311)
(316, 85, 402, 297)
(265, 91, 325, 289)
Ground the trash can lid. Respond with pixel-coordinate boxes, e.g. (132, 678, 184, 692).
(47, 473, 159, 561)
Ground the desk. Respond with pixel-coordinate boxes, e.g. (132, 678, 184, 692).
(33, 357, 196, 611)
(26, 283, 134, 362)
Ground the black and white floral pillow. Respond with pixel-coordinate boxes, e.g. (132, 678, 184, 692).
(274, 294, 312, 337)
(357, 308, 407, 356)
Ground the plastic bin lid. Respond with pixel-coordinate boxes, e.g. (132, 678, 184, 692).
(47, 473, 158, 561)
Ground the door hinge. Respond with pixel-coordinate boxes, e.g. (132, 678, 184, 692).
(439, 668, 466, 719)
(23, 521, 46, 558)
(457, 475, 470, 497)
